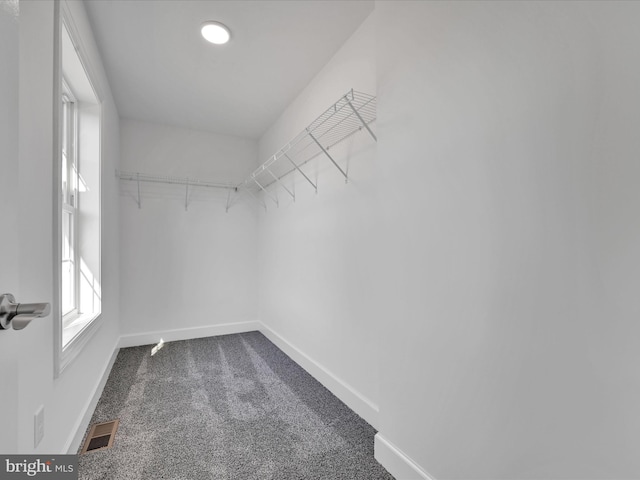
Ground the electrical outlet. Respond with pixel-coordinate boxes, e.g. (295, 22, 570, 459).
(34, 405, 44, 448)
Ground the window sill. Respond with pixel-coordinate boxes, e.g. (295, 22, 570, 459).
(57, 312, 102, 377)
(63, 311, 96, 346)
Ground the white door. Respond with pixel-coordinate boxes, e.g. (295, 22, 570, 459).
(0, 0, 22, 453)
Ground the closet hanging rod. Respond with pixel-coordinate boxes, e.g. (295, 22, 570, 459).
(116, 170, 235, 190)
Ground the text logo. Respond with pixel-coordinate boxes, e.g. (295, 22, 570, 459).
(0, 456, 77, 479)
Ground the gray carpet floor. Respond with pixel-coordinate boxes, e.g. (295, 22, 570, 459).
(78, 331, 394, 479)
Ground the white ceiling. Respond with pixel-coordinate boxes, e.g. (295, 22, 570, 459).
(84, 0, 374, 139)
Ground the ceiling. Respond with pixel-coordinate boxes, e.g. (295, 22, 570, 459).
(84, 0, 374, 139)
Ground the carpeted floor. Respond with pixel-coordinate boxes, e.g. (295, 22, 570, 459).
(78, 331, 394, 479)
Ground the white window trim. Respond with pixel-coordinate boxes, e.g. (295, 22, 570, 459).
(61, 81, 79, 321)
(54, 6, 103, 378)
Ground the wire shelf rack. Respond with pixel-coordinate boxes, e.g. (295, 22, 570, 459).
(116, 170, 234, 210)
(230, 89, 377, 211)
(116, 89, 376, 212)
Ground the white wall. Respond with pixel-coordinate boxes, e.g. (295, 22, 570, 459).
(375, 1, 640, 478)
(257, 14, 380, 426)
(11, 0, 120, 453)
(119, 119, 259, 344)
(582, 1, 640, 477)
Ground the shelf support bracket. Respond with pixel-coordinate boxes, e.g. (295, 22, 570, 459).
(265, 166, 295, 201)
(136, 172, 141, 209)
(252, 177, 279, 207)
(307, 129, 348, 183)
(244, 185, 267, 211)
(346, 98, 377, 142)
(225, 188, 233, 213)
(284, 153, 317, 193)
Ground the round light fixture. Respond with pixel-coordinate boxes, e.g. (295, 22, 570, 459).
(201, 21, 231, 45)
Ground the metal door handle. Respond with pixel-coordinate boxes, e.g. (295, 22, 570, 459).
(0, 293, 51, 330)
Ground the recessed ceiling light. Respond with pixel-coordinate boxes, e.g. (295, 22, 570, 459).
(201, 21, 231, 45)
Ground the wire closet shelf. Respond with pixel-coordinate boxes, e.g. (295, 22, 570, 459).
(230, 89, 377, 211)
(116, 170, 234, 210)
(116, 89, 377, 212)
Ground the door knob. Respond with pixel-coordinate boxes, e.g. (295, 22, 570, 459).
(0, 293, 51, 330)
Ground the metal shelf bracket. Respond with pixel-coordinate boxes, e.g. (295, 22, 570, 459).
(308, 129, 348, 184)
(285, 153, 317, 193)
(346, 92, 377, 142)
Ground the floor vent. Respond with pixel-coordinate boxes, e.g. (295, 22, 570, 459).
(81, 420, 119, 454)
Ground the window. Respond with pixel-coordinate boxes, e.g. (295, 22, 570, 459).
(56, 18, 102, 375)
(61, 82, 78, 320)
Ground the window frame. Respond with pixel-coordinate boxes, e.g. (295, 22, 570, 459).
(61, 79, 79, 321)
(54, 9, 104, 378)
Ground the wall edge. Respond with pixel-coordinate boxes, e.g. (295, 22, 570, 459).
(258, 321, 380, 429)
(118, 321, 261, 348)
(374, 433, 436, 480)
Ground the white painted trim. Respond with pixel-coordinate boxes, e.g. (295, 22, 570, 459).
(257, 322, 379, 429)
(54, 2, 104, 379)
(118, 321, 261, 348)
(64, 338, 120, 454)
(374, 434, 436, 480)
(57, 314, 103, 377)
(60, 0, 104, 101)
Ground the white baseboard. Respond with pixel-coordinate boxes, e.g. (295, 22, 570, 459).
(375, 434, 435, 480)
(258, 322, 379, 430)
(118, 321, 261, 348)
(64, 338, 120, 454)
